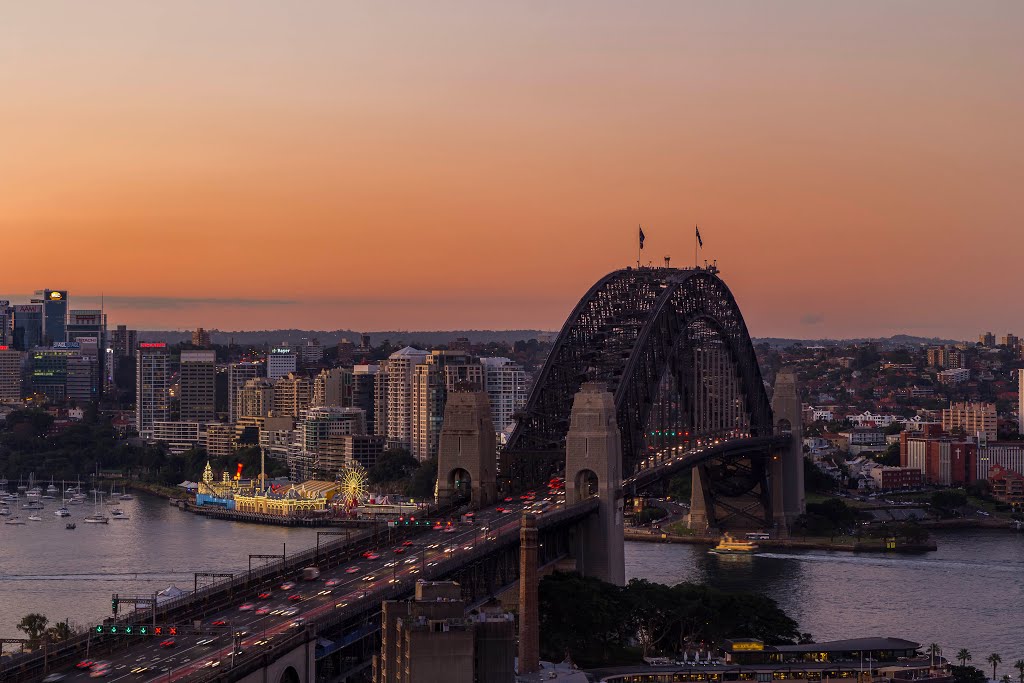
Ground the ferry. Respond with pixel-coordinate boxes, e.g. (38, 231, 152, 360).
(708, 533, 759, 555)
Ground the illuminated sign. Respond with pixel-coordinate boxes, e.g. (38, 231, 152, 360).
(139, 343, 167, 349)
(48, 291, 64, 301)
(0, 346, 8, 351)
(53, 341, 81, 349)
(14, 305, 41, 312)
(270, 347, 293, 354)
(730, 641, 764, 652)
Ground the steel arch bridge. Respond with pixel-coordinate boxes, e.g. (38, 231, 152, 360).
(506, 266, 797, 529)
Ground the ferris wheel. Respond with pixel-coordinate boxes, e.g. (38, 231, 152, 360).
(337, 462, 368, 506)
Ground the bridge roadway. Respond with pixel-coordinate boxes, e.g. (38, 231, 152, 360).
(45, 486, 582, 683)
(625, 435, 792, 492)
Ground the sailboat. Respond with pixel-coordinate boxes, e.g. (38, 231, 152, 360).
(55, 487, 71, 517)
(43, 477, 58, 499)
(28, 514, 43, 522)
(118, 484, 134, 501)
(83, 490, 109, 524)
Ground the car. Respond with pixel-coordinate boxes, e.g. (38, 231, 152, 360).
(288, 594, 302, 602)
(361, 550, 373, 558)
(325, 578, 342, 586)
(444, 546, 455, 553)
(496, 507, 507, 513)
(255, 606, 270, 615)
(410, 567, 420, 574)
(463, 545, 473, 550)
(239, 603, 255, 611)
(280, 581, 296, 591)
(427, 543, 440, 549)
(503, 497, 513, 502)
(388, 577, 399, 584)
(253, 638, 270, 646)
(197, 637, 217, 646)
(211, 619, 227, 627)
(401, 540, 414, 546)
(317, 589, 332, 596)
(160, 639, 176, 648)
(288, 618, 306, 629)
(335, 601, 348, 609)
(129, 666, 152, 675)
(258, 591, 272, 599)
(443, 526, 457, 533)
(404, 557, 418, 565)
(43, 674, 67, 682)
(362, 574, 376, 581)
(89, 668, 110, 679)
(393, 547, 406, 554)
(345, 567, 359, 574)
(77, 661, 96, 670)
(202, 660, 222, 669)
(384, 560, 398, 568)
(281, 608, 299, 617)
(427, 561, 438, 567)
(367, 553, 380, 560)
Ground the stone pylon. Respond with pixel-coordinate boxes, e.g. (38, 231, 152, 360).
(436, 390, 497, 509)
(770, 366, 805, 534)
(564, 382, 625, 586)
(517, 513, 540, 675)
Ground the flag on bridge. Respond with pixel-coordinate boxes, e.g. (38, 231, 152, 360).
(696, 225, 703, 248)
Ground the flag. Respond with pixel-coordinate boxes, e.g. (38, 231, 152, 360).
(639, 225, 646, 250)
(696, 225, 703, 248)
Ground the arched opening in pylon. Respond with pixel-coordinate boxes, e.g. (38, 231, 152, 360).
(448, 468, 472, 499)
(574, 469, 599, 501)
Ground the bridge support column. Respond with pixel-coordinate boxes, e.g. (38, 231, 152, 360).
(436, 390, 498, 509)
(770, 367, 805, 535)
(564, 382, 625, 586)
(687, 468, 711, 532)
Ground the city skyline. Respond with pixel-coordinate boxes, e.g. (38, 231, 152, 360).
(4, 2, 1023, 338)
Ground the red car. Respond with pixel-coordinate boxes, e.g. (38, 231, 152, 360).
(288, 594, 302, 602)
(160, 639, 176, 648)
(360, 551, 373, 558)
(211, 619, 227, 627)
(393, 548, 406, 555)
(76, 660, 95, 669)
(344, 567, 359, 574)
(503, 497, 513, 502)
(401, 540, 414, 547)
(257, 591, 272, 599)
(496, 507, 507, 513)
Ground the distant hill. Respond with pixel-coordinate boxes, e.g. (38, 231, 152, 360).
(138, 329, 556, 346)
(752, 334, 965, 349)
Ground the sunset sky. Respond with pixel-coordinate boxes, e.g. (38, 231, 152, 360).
(2, 2, 1022, 339)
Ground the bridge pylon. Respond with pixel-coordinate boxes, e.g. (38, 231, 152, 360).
(770, 366, 805, 535)
(436, 390, 498, 509)
(564, 382, 625, 586)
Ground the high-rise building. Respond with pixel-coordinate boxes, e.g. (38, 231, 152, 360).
(380, 347, 429, 451)
(926, 345, 963, 369)
(289, 406, 366, 481)
(0, 345, 22, 402)
(13, 304, 43, 351)
(41, 289, 68, 345)
(267, 347, 297, 380)
(979, 331, 996, 347)
(1001, 333, 1020, 351)
(273, 373, 312, 418)
(228, 362, 260, 423)
(29, 346, 73, 402)
(192, 327, 211, 347)
(411, 351, 484, 461)
(1019, 369, 1024, 436)
(0, 301, 12, 347)
(336, 338, 356, 365)
(942, 401, 997, 441)
(111, 325, 138, 359)
(238, 377, 274, 419)
(136, 343, 171, 439)
(312, 367, 353, 407)
(299, 337, 324, 366)
(179, 350, 217, 423)
(353, 365, 379, 434)
(479, 357, 527, 434)
(66, 310, 107, 397)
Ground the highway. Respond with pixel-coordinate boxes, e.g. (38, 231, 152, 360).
(46, 483, 565, 683)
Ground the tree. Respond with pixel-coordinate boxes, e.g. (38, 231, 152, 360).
(929, 644, 942, 667)
(988, 653, 1003, 681)
(1012, 660, 1024, 683)
(16, 613, 49, 647)
(45, 620, 74, 643)
(958, 649, 973, 666)
(369, 449, 418, 484)
(952, 666, 989, 683)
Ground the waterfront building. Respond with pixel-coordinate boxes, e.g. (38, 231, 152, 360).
(0, 346, 21, 402)
(228, 361, 260, 423)
(380, 347, 429, 451)
(191, 327, 211, 347)
(989, 464, 1024, 504)
(900, 431, 976, 485)
(258, 416, 295, 461)
(152, 421, 202, 454)
(179, 350, 216, 423)
(267, 347, 297, 380)
(42, 289, 68, 345)
(480, 356, 527, 433)
(976, 441, 1024, 481)
(289, 406, 366, 481)
(136, 342, 171, 439)
(13, 304, 43, 351)
(335, 434, 386, 471)
(205, 422, 237, 459)
(274, 373, 312, 418)
(312, 367, 353, 407)
(353, 364, 379, 434)
(941, 401, 997, 440)
(869, 465, 923, 489)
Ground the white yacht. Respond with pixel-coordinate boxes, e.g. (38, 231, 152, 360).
(4, 517, 26, 525)
(21, 501, 45, 510)
(55, 507, 71, 517)
(28, 514, 43, 522)
(83, 491, 109, 524)
(111, 508, 129, 520)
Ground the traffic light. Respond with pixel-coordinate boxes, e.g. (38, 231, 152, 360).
(124, 626, 133, 635)
(94, 625, 103, 634)
(139, 626, 149, 636)
(111, 597, 119, 615)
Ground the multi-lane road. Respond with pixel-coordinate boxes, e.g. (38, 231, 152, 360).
(47, 484, 565, 683)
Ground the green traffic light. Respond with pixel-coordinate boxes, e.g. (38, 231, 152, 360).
(110, 626, 118, 634)
(125, 627, 133, 635)
(95, 625, 103, 633)
(140, 627, 148, 635)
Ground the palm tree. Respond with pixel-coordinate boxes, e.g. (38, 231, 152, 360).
(958, 649, 973, 667)
(1012, 660, 1024, 683)
(929, 644, 942, 668)
(1002, 676, 1011, 683)
(988, 653, 1003, 681)
(45, 620, 74, 643)
(15, 613, 49, 649)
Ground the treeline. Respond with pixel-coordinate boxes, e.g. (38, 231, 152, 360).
(539, 572, 807, 667)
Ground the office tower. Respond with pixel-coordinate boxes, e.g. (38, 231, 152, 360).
(136, 343, 171, 439)
(67, 310, 107, 397)
(979, 331, 996, 347)
(179, 350, 217, 423)
(352, 365, 379, 434)
(449, 337, 471, 352)
(13, 304, 43, 350)
(111, 325, 138, 359)
(69, 337, 100, 402)
(411, 351, 483, 461)
(273, 373, 311, 418)
(336, 338, 356, 365)
(312, 367, 352, 407)
(41, 289, 68, 345)
(267, 347, 297, 380)
(29, 346, 74, 402)
(238, 377, 274, 419)
(1001, 333, 1020, 351)
(0, 345, 21, 402)
(359, 334, 371, 351)
(380, 347, 429, 451)
(942, 401, 998, 441)
(192, 327, 211, 347)
(0, 301, 11, 346)
(228, 362, 260, 423)
(299, 337, 323, 366)
(205, 423, 237, 459)
(1019, 369, 1024, 436)
(289, 406, 367, 481)
(479, 357, 527, 433)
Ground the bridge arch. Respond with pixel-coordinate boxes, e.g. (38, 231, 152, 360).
(279, 666, 301, 683)
(573, 468, 599, 502)
(447, 467, 472, 498)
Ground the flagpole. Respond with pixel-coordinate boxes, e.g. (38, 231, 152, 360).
(694, 225, 698, 269)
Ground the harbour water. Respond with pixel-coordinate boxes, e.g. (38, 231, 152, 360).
(2, 493, 1021, 665)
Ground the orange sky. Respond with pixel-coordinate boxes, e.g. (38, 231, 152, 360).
(2, 2, 1022, 338)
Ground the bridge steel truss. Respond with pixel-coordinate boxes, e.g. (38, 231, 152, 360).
(507, 267, 779, 528)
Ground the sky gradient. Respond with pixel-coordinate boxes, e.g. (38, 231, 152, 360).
(3, 2, 1022, 338)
